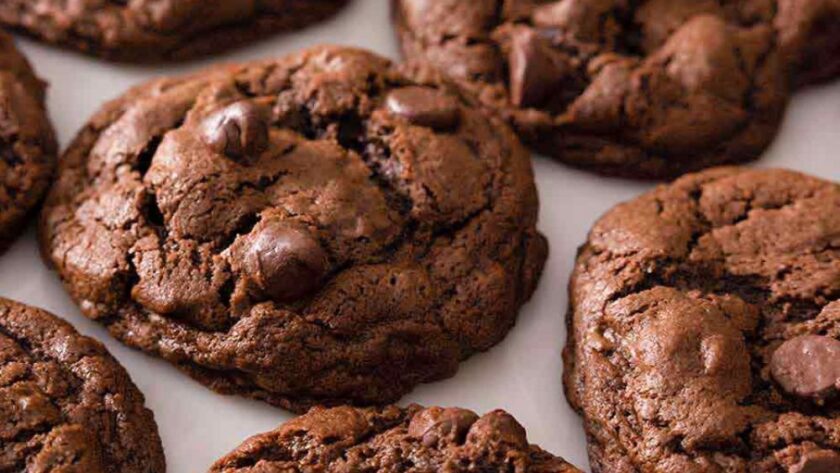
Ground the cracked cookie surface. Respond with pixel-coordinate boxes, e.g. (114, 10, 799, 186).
(394, 0, 838, 178)
(209, 404, 582, 472)
(0, 0, 349, 62)
(0, 32, 56, 252)
(563, 167, 840, 472)
(0, 297, 164, 473)
(39, 46, 548, 413)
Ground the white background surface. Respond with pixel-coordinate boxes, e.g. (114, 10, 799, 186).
(6, 1, 839, 471)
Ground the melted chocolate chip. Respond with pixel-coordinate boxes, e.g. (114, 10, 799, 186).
(771, 335, 840, 400)
(508, 28, 570, 108)
(466, 410, 528, 449)
(386, 86, 460, 130)
(202, 101, 269, 159)
(242, 222, 328, 302)
(408, 407, 478, 447)
(791, 450, 840, 473)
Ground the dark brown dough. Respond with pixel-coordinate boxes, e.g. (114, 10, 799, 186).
(0, 0, 350, 62)
(564, 167, 840, 472)
(0, 297, 165, 473)
(39, 46, 548, 413)
(393, 0, 839, 178)
(776, 0, 840, 86)
(0, 32, 56, 252)
(209, 405, 582, 472)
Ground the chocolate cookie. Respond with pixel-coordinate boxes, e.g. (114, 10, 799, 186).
(0, 297, 165, 472)
(0, 1, 349, 62)
(209, 405, 581, 472)
(0, 32, 56, 251)
(394, 1, 837, 178)
(39, 46, 548, 412)
(776, 0, 840, 86)
(564, 167, 840, 472)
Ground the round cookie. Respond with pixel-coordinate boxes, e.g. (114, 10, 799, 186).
(209, 405, 581, 472)
(0, 0, 349, 62)
(39, 46, 548, 412)
(0, 32, 56, 251)
(394, 1, 836, 178)
(0, 297, 165, 472)
(563, 167, 840, 472)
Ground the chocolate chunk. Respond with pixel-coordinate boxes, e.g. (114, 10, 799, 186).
(508, 28, 568, 108)
(386, 86, 460, 129)
(242, 221, 329, 302)
(202, 101, 269, 159)
(466, 410, 528, 449)
(771, 335, 840, 400)
(408, 407, 479, 447)
(791, 450, 840, 473)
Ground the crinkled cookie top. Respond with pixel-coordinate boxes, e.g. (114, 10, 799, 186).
(565, 167, 840, 472)
(0, 297, 164, 473)
(210, 405, 581, 472)
(40, 46, 547, 412)
(0, 32, 56, 250)
(395, 0, 838, 177)
(0, 0, 349, 62)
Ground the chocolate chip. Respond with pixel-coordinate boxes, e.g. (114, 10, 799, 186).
(508, 28, 569, 108)
(466, 410, 528, 449)
(408, 407, 478, 447)
(242, 222, 328, 302)
(791, 450, 840, 473)
(386, 86, 460, 130)
(771, 335, 840, 400)
(202, 101, 269, 159)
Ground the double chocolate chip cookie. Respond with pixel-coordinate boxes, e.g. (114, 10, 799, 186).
(394, 0, 839, 178)
(40, 46, 548, 412)
(564, 167, 840, 472)
(210, 405, 581, 472)
(0, 32, 56, 252)
(0, 297, 165, 472)
(0, 0, 349, 62)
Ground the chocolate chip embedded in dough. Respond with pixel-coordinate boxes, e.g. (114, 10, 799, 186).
(241, 221, 329, 302)
(508, 28, 569, 108)
(770, 335, 840, 400)
(386, 86, 460, 130)
(201, 101, 270, 159)
(40, 45, 547, 413)
(408, 407, 479, 447)
(466, 410, 528, 449)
